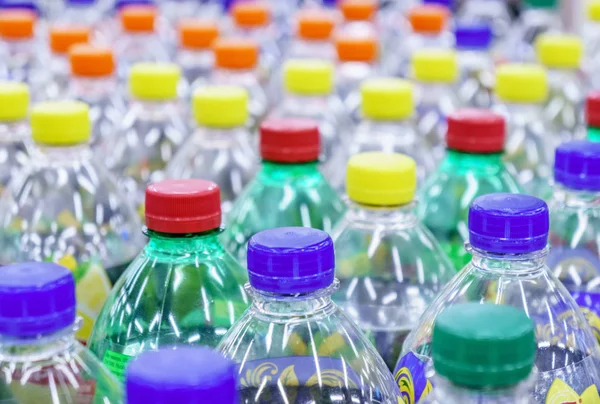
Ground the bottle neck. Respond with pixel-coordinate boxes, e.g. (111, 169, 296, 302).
(441, 149, 505, 174)
(496, 102, 543, 129)
(33, 143, 92, 165)
(259, 160, 321, 181)
(551, 184, 600, 209)
(415, 81, 454, 105)
(345, 200, 419, 230)
(431, 375, 532, 404)
(468, 244, 548, 274)
(144, 228, 224, 256)
(69, 75, 117, 101)
(129, 99, 180, 121)
(0, 326, 76, 362)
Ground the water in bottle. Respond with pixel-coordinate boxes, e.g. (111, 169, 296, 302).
(288, 10, 336, 61)
(418, 109, 521, 270)
(218, 227, 400, 404)
(224, 118, 345, 263)
(332, 152, 454, 370)
(396, 193, 600, 404)
(89, 179, 248, 381)
(587, 91, 600, 142)
(456, 0, 512, 43)
(0, 262, 122, 403)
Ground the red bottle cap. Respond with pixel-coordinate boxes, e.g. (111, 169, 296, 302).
(260, 118, 320, 163)
(586, 91, 600, 128)
(145, 179, 221, 234)
(446, 109, 505, 153)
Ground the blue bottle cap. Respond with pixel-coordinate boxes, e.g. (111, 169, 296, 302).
(127, 347, 238, 404)
(468, 193, 549, 254)
(247, 227, 335, 294)
(114, 0, 154, 10)
(66, 0, 97, 4)
(454, 23, 493, 50)
(554, 141, 600, 192)
(0, 262, 76, 338)
(423, 0, 451, 7)
(0, 0, 39, 12)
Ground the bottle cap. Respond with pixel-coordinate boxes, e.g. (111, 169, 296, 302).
(145, 179, 221, 234)
(554, 141, 600, 192)
(231, 1, 270, 27)
(347, 152, 416, 206)
(193, 86, 248, 128)
(114, 0, 154, 10)
(361, 78, 413, 120)
(0, 9, 35, 39)
(408, 5, 447, 34)
(586, 91, 600, 128)
(495, 64, 548, 104)
(339, 0, 377, 21)
(0, 262, 76, 337)
(588, 0, 600, 22)
(69, 44, 115, 77)
(0, 81, 28, 121)
(31, 101, 90, 145)
(129, 62, 180, 101)
(247, 227, 335, 294)
(49, 25, 90, 54)
(120, 4, 156, 32)
(446, 109, 505, 153)
(454, 23, 492, 50)
(524, 0, 557, 8)
(536, 33, 582, 69)
(423, 0, 451, 6)
(213, 38, 258, 69)
(335, 35, 378, 62)
(433, 303, 536, 388)
(412, 49, 458, 83)
(127, 347, 238, 404)
(260, 118, 320, 163)
(179, 19, 218, 49)
(468, 193, 549, 254)
(284, 59, 333, 95)
(297, 11, 335, 40)
(0, 0, 39, 13)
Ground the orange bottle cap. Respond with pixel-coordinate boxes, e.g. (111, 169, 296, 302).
(49, 25, 90, 54)
(297, 11, 335, 40)
(340, 0, 377, 21)
(336, 35, 378, 62)
(232, 2, 270, 27)
(0, 10, 35, 39)
(69, 44, 115, 77)
(408, 5, 448, 33)
(179, 19, 219, 49)
(120, 5, 156, 33)
(213, 38, 258, 69)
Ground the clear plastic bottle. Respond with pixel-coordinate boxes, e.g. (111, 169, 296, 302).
(325, 78, 434, 192)
(167, 86, 258, 217)
(457, 0, 512, 44)
(218, 226, 401, 404)
(338, 0, 379, 38)
(397, 193, 600, 404)
(0, 262, 122, 403)
(126, 347, 238, 404)
(494, 63, 556, 200)
(585, 1, 600, 90)
(288, 10, 336, 61)
(56, 0, 110, 38)
(89, 179, 248, 381)
(548, 141, 600, 342)
(332, 152, 453, 370)
(587, 91, 600, 142)
(0, 101, 144, 343)
(108, 62, 187, 217)
(419, 303, 537, 404)
(418, 109, 521, 270)
(223, 118, 345, 263)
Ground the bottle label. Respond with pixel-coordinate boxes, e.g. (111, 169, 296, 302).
(394, 351, 432, 404)
(102, 350, 135, 382)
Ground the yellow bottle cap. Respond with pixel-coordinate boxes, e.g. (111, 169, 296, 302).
(193, 86, 248, 128)
(129, 62, 181, 101)
(535, 33, 583, 69)
(361, 78, 413, 120)
(0, 81, 28, 121)
(588, 0, 600, 22)
(31, 101, 90, 145)
(284, 59, 333, 95)
(412, 49, 458, 83)
(495, 64, 548, 104)
(347, 152, 417, 206)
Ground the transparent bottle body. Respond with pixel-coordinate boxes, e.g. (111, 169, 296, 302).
(331, 202, 454, 370)
(417, 150, 522, 270)
(419, 376, 534, 404)
(115, 33, 170, 80)
(456, 49, 495, 109)
(543, 69, 587, 142)
(0, 39, 47, 100)
(0, 120, 31, 197)
(502, 8, 562, 62)
(396, 247, 600, 404)
(584, 21, 600, 90)
(336, 61, 378, 123)
(43, 54, 71, 101)
(89, 229, 249, 381)
(384, 32, 453, 78)
(176, 48, 214, 100)
(457, 0, 512, 42)
(232, 25, 281, 88)
(218, 283, 400, 404)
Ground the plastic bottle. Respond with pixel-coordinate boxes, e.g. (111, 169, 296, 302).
(325, 78, 434, 192)
(338, 0, 379, 38)
(418, 109, 521, 270)
(57, 0, 110, 38)
(218, 227, 400, 403)
(224, 119, 345, 263)
(126, 347, 238, 404)
(585, 1, 600, 89)
(288, 10, 336, 61)
(332, 152, 453, 370)
(456, 0, 512, 44)
(167, 86, 258, 217)
(396, 193, 600, 404)
(0, 262, 122, 403)
(587, 91, 600, 142)
(89, 179, 248, 381)
(108, 63, 186, 217)
(548, 141, 600, 342)
(419, 303, 536, 404)
(494, 63, 556, 200)
(0, 101, 144, 342)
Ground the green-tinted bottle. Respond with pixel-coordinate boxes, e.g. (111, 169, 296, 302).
(89, 179, 248, 381)
(587, 91, 600, 142)
(418, 109, 521, 270)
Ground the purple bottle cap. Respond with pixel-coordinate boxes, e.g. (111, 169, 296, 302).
(0, 262, 76, 338)
(126, 347, 238, 404)
(247, 227, 335, 294)
(321, 0, 338, 7)
(454, 23, 493, 50)
(66, 0, 97, 4)
(554, 141, 600, 192)
(468, 193, 549, 254)
(423, 0, 451, 8)
(114, 0, 154, 10)
(0, 0, 39, 13)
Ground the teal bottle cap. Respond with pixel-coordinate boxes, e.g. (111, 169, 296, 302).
(524, 0, 557, 8)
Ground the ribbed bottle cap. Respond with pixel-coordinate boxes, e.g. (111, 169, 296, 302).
(49, 25, 90, 54)
(554, 141, 600, 191)
(433, 303, 536, 388)
(193, 85, 248, 128)
(179, 19, 218, 49)
(588, 0, 600, 22)
(120, 4, 156, 32)
(145, 179, 221, 234)
(260, 118, 320, 163)
(446, 109, 505, 153)
(284, 59, 334, 95)
(536, 33, 582, 69)
(247, 227, 335, 294)
(129, 62, 180, 101)
(0, 262, 76, 337)
(0, 81, 28, 121)
(408, 5, 448, 34)
(127, 347, 238, 404)
(69, 44, 115, 77)
(335, 35, 378, 62)
(360, 78, 413, 120)
(31, 101, 90, 145)
(0, 0, 39, 13)
(231, 1, 270, 27)
(339, 0, 377, 21)
(495, 64, 548, 104)
(114, 0, 153, 9)
(524, 0, 557, 8)
(454, 23, 492, 50)
(586, 91, 600, 128)
(213, 38, 258, 69)
(297, 11, 335, 40)
(412, 48, 458, 83)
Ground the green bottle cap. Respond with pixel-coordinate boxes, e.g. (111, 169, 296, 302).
(524, 0, 558, 8)
(432, 303, 536, 389)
